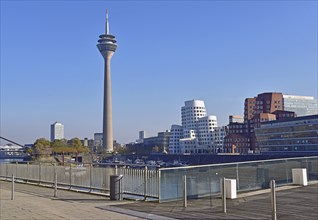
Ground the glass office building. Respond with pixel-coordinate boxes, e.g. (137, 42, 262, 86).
(283, 95, 318, 116)
(255, 115, 318, 152)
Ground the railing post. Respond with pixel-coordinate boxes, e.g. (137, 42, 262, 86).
(115, 165, 118, 175)
(158, 169, 161, 202)
(183, 175, 187, 208)
(236, 163, 240, 190)
(144, 166, 148, 201)
(271, 180, 277, 220)
(89, 164, 93, 192)
(221, 177, 226, 213)
(39, 163, 41, 185)
(15, 162, 18, 179)
(69, 164, 72, 189)
(26, 162, 29, 183)
(6, 163, 8, 180)
(11, 174, 15, 200)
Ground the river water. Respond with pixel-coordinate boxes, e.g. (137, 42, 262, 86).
(0, 158, 24, 163)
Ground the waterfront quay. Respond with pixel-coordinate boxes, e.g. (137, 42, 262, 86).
(1, 180, 317, 220)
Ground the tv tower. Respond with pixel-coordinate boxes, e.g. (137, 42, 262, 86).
(97, 9, 117, 152)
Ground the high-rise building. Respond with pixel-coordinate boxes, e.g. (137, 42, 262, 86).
(283, 95, 318, 116)
(50, 122, 64, 142)
(94, 133, 103, 148)
(169, 100, 223, 154)
(136, 130, 146, 143)
(226, 92, 316, 153)
(97, 9, 117, 152)
(244, 92, 283, 124)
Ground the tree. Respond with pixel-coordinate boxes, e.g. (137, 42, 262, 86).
(70, 137, 89, 163)
(33, 138, 52, 157)
(152, 146, 159, 153)
(52, 139, 69, 165)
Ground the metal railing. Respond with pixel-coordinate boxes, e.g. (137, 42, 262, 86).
(0, 162, 159, 200)
(158, 156, 318, 202)
(1, 156, 317, 202)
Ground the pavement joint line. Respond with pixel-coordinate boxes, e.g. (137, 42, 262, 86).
(97, 205, 178, 220)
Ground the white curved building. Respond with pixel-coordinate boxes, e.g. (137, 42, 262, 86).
(169, 100, 223, 154)
(168, 125, 183, 154)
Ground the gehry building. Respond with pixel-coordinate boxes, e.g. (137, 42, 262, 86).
(169, 100, 227, 154)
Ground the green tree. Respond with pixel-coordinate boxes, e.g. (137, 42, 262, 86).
(52, 139, 69, 165)
(33, 138, 52, 157)
(70, 137, 89, 163)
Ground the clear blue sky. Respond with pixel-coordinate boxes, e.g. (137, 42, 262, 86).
(1, 0, 317, 145)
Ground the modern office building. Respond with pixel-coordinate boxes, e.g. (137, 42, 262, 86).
(283, 95, 318, 116)
(211, 126, 228, 153)
(97, 10, 117, 152)
(169, 100, 223, 154)
(50, 122, 64, 142)
(94, 133, 103, 148)
(255, 115, 318, 152)
(143, 131, 170, 152)
(136, 130, 146, 143)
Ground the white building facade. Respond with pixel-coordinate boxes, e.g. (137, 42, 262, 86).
(168, 125, 183, 154)
(50, 122, 64, 142)
(283, 95, 318, 116)
(169, 100, 226, 154)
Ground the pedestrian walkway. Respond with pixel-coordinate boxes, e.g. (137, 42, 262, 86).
(0, 181, 143, 220)
(114, 182, 318, 220)
(1, 180, 317, 219)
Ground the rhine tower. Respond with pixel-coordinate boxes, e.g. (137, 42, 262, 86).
(97, 9, 117, 152)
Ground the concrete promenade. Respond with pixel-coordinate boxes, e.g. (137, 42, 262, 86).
(1, 180, 317, 220)
(0, 181, 144, 220)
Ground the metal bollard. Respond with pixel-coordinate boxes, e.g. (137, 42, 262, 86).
(11, 174, 15, 200)
(221, 177, 226, 213)
(183, 175, 187, 207)
(54, 172, 57, 197)
(271, 180, 277, 220)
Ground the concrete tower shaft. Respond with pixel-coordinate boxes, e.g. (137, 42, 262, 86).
(97, 9, 117, 152)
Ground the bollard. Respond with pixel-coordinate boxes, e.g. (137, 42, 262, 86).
(54, 172, 57, 197)
(271, 180, 277, 220)
(182, 175, 187, 207)
(221, 177, 226, 213)
(110, 175, 124, 200)
(11, 174, 15, 200)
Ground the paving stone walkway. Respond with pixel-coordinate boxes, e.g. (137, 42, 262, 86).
(114, 182, 318, 220)
(1, 180, 317, 220)
(0, 181, 143, 220)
